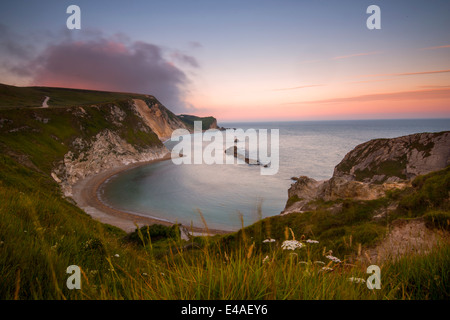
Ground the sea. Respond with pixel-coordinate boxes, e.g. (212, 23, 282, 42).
(98, 119, 450, 231)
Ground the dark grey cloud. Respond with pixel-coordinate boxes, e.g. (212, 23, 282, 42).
(0, 24, 34, 60)
(1, 25, 199, 113)
(32, 38, 197, 112)
(0, 23, 37, 78)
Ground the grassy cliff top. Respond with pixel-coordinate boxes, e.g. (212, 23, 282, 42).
(0, 83, 153, 108)
(178, 114, 217, 130)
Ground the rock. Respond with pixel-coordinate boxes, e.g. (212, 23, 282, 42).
(0, 118, 13, 128)
(372, 202, 398, 221)
(360, 218, 450, 263)
(225, 146, 260, 165)
(50, 99, 186, 197)
(133, 99, 189, 141)
(32, 113, 49, 123)
(282, 131, 450, 214)
(51, 172, 62, 183)
(209, 118, 219, 129)
(288, 176, 320, 201)
(109, 105, 126, 126)
(54, 129, 168, 197)
(334, 131, 450, 183)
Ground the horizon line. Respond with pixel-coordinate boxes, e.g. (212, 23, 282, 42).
(218, 117, 450, 124)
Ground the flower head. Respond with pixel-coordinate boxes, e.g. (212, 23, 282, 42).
(306, 239, 319, 244)
(262, 239, 276, 243)
(325, 255, 341, 263)
(348, 277, 366, 284)
(281, 240, 304, 250)
(320, 267, 334, 272)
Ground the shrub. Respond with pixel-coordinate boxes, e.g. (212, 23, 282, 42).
(127, 224, 181, 246)
(285, 195, 302, 208)
(399, 166, 450, 214)
(424, 210, 450, 231)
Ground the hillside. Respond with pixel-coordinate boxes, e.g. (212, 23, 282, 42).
(278, 131, 450, 264)
(178, 114, 218, 131)
(0, 83, 219, 195)
(0, 86, 449, 299)
(0, 83, 149, 108)
(284, 131, 450, 214)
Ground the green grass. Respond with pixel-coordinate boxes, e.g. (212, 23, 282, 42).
(336, 138, 411, 183)
(0, 83, 152, 108)
(424, 211, 450, 231)
(178, 114, 217, 130)
(394, 166, 450, 218)
(0, 101, 163, 174)
(0, 89, 449, 299)
(0, 142, 448, 299)
(355, 157, 407, 182)
(1, 160, 448, 300)
(219, 197, 390, 258)
(285, 195, 303, 208)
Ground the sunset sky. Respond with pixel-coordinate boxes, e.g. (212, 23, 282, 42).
(0, 0, 449, 121)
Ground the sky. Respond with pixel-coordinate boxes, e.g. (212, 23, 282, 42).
(0, 0, 449, 121)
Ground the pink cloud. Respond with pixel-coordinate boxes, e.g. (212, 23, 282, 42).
(25, 38, 198, 112)
(358, 69, 450, 78)
(285, 88, 450, 105)
(272, 84, 324, 91)
(420, 44, 450, 50)
(332, 51, 382, 60)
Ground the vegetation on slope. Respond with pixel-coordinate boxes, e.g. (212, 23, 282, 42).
(0, 83, 151, 108)
(1, 145, 448, 299)
(221, 167, 449, 258)
(0, 84, 448, 300)
(0, 101, 162, 175)
(178, 114, 217, 130)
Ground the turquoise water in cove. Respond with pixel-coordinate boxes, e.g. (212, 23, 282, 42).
(99, 119, 449, 231)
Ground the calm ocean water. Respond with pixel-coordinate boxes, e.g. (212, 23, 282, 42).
(99, 119, 450, 231)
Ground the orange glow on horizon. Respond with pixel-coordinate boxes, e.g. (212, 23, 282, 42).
(189, 89, 450, 121)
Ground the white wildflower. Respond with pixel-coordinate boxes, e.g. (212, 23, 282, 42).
(349, 277, 366, 284)
(325, 255, 341, 263)
(281, 240, 304, 250)
(114, 254, 120, 258)
(142, 273, 148, 276)
(262, 239, 276, 243)
(320, 267, 334, 272)
(306, 239, 319, 244)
